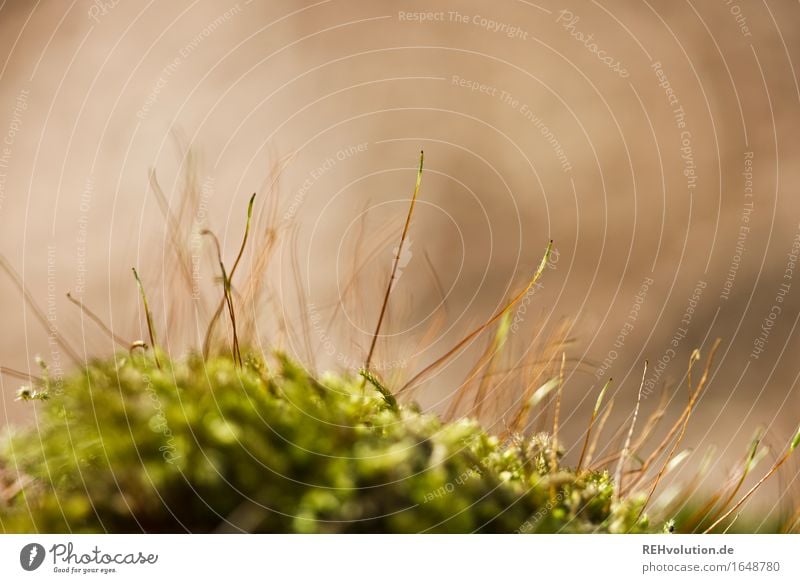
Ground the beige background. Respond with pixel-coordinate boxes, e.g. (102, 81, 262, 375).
(1, 0, 799, 519)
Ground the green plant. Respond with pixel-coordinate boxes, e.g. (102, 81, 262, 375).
(1, 152, 798, 534)
(1, 353, 650, 533)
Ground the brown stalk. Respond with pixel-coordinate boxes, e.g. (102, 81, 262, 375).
(549, 352, 567, 474)
(202, 231, 241, 366)
(289, 225, 315, 369)
(685, 434, 765, 532)
(576, 377, 612, 474)
(403, 252, 450, 403)
(704, 431, 765, 527)
(202, 193, 256, 359)
(473, 355, 588, 382)
(131, 267, 161, 369)
(400, 240, 553, 394)
(594, 384, 670, 470)
(405, 308, 449, 405)
(630, 340, 720, 498)
(442, 319, 489, 419)
(661, 454, 716, 532)
(585, 397, 615, 470)
(0, 256, 82, 366)
(320, 199, 373, 360)
(422, 250, 448, 314)
(510, 320, 571, 435)
(324, 221, 396, 317)
(238, 153, 291, 345)
(704, 423, 800, 533)
(784, 505, 800, 533)
(628, 384, 671, 460)
(66, 292, 129, 348)
(238, 228, 278, 344)
(625, 352, 719, 492)
(149, 170, 192, 286)
(614, 360, 648, 499)
(472, 312, 512, 418)
(0, 367, 44, 384)
(365, 151, 424, 371)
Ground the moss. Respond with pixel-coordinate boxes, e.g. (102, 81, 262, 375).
(1, 352, 652, 533)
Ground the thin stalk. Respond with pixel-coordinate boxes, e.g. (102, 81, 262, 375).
(202, 193, 256, 359)
(66, 292, 129, 347)
(473, 311, 512, 417)
(628, 384, 671, 461)
(784, 505, 800, 533)
(576, 378, 612, 474)
(131, 267, 161, 369)
(550, 352, 567, 474)
(705, 429, 765, 527)
(686, 348, 701, 396)
(632, 340, 720, 501)
(202, 231, 241, 367)
(365, 151, 424, 371)
(359, 368, 398, 412)
(0, 256, 82, 366)
(625, 344, 720, 493)
(515, 376, 561, 437)
(704, 423, 800, 533)
(0, 367, 44, 384)
(400, 240, 553, 393)
(586, 397, 615, 470)
(148, 169, 195, 294)
(721, 514, 741, 534)
(614, 360, 647, 500)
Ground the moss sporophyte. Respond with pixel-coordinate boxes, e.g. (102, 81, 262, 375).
(1, 153, 797, 533)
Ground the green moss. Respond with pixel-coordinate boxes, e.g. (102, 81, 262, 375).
(1, 353, 652, 533)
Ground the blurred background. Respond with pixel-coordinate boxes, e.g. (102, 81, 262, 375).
(1, 0, 798, 523)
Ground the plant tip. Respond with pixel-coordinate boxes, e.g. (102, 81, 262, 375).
(790, 424, 800, 452)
